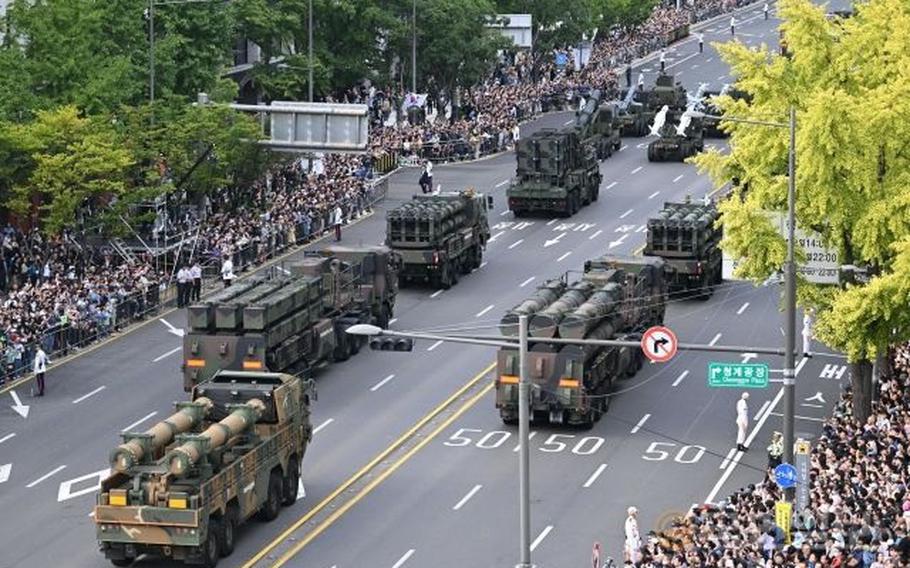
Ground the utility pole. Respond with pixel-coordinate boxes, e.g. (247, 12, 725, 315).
(517, 315, 532, 568)
(308, 0, 314, 102)
(782, 106, 797, 479)
(411, 0, 417, 93)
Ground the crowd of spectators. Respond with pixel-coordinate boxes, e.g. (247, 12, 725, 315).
(0, 0, 756, 384)
(633, 344, 910, 567)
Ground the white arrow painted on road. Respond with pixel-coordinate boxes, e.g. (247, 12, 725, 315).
(9, 391, 29, 419)
(608, 234, 628, 249)
(741, 352, 758, 363)
(0, 463, 10, 484)
(159, 318, 185, 338)
(543, 233, 565, 248)
(297, 479, 307, 500)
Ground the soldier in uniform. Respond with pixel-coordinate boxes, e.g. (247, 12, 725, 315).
(736, 392, 750, 452)
(176, 264, 190, 308)
(190, 262, 202, 302)
(624, 506, 641, 563)
(33, 346, 50, 396)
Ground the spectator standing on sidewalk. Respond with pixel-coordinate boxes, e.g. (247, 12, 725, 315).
(190, 262, 202, 303)
(33, 346, 49, 396)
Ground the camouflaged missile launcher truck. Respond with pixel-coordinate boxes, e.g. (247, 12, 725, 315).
(644, 201, 722, 297)
(95, 370, 313, 567)
(386, 189, 492, 290)
(183, 246, 398, 390)
(495, 255, 668, 428)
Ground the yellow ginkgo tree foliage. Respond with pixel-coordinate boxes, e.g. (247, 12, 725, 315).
(693, 0, 910, 420)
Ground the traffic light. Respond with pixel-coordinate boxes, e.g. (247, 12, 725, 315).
(369, 337, 414, 352)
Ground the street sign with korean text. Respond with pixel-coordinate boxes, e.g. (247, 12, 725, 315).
(707, 362, 769, 388)
(795, 439, 811, 514)
(774, 463, 797, 489)
(775, 500, 793, 544)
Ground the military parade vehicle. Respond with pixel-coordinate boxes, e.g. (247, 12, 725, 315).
(385, 189, 492, 289)
(95, 370, 313, 567)
(495, 255, 668, 428)
(183, 246, 398, 390)
(575, 89, 622, 159)
(507, 128, 602, 217)
(646, 107, 705, 162)
(644, 199, 723, 297)
(617, 72, 688, 136)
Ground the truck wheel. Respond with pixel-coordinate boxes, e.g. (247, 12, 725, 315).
(473, 247, 483, 270)
(512, 209, 524, 218)
(333, 337, 350, 362)
(376, 304, 391, 328)
(258, 471, 282, 522)
(281, 458, 300, 506)
(450, 263, 459, 286)
(220, 507, 237, 557)
(202, 519, 221, 568)
(592, 187, 600, 202)
(500, 411, 518, 426)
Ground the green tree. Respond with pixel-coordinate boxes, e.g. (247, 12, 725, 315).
(595, 0, 659, 30)
(693, 0, 910, 420)
(5, 107, 134, 234)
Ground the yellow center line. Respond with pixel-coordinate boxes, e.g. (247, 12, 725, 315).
(242, 361, 496, 568)
(271, 381, 495, 567)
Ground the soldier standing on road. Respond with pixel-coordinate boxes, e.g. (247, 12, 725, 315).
(730, 16, 736, 36)
(697, 32, 704, 54)
(764, 2, 770, 19)
(767, 431, 783, 469)
(802, 308, 814, 358)
(659, 49, 667, 73)
(333, 203, 344, 242)
(624, 506, 641, 564)
(736, 392, 750, 452)
(33, 346, 49, 397)
(637, 72, 645, 91)
(221, 255, 235, 288)
(190, 262, 202, 302)
(176, 264, 189, 308)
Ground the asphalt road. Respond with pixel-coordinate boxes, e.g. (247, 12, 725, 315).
(0, 4, 849, 567)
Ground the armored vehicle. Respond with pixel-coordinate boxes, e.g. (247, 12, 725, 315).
(617, 73, 688, 136)
(647, 108, 705, 162)
(386, 189, 492, 289)
(644, 200, 722, 297)
(95, 370, 313, 567)
(183, 246, 397, 390)
(575, 89, 622, 159)
(495, 255, 668, 428)
(508, 128, 602, 217)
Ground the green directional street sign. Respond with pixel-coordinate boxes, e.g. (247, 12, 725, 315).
(708, 362, 770, 388)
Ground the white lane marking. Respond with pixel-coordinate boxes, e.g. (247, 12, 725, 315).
(88, 511, 95, 518)
(582, 464, 608, 488)
(801, 403, 824, 409)
(547, 219, 557, 226)
(619, 145, 627, 151)
(489, 230, 505, 242)
(691, 64, 699, 69)
(479, 261, 487, 269)
(564, 119, 574, 125)
(513, 431, 538, 452)
(608, 234, 628, 249)
(0, 463, 10, 484)
(557, 252, 572, 261)
(495, 179, 510, 188)
(392, 549, 416, 568)
(297, 479, 306, 500)
(427, 340, 443, 351)
(370, 374, 396, 392)
(737, 302, 750, 315)
(718, 447, 737, 470)
(706, 357, 809, 502)
(122, 412, 158, 433)
(152, 347, 181, 362)
(709, 333, 722, 346)
(636, 142, 648, 149)
(631, 166, 643, 174)
(666, 52, 699, 69)
(0, 433, 15, 445)
(648, 191, 660, 199)
(57, 468, 109, 502)
(430, 290, 444, 298)
(530, 526, 554, 551)
(499, 210, 510, 216)
(619, 209, 634, 219)
(389, 318, 398, 325)
(673, 174, 684, 183)
(26, 465, 67, 488)
(519, 276, 536, 287)
(476, 304, 495, 318)
(630, 414, 651, 434)
(589, 229, 603, 240)
(672, 370, 690, 387)
(159, 318, 185, 337)
(707, 57, 714, 62)
(717, 75, 726, 81)
(606, 181, 618, 189)
(452, 484, 483, 511)
(753, 400, 771, 421)
(72, 386, 106, 404)
(741, 352, 758, 363)
(313, 418, 334, 434)
(508, 239, 524, 249)
(769, 411, 825, 422)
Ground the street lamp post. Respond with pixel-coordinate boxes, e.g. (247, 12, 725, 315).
(308, 0, 314, 102)
(517, 314, 532, 568)
(690, 106, 799, 480)
(411, 0, 417, 94)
